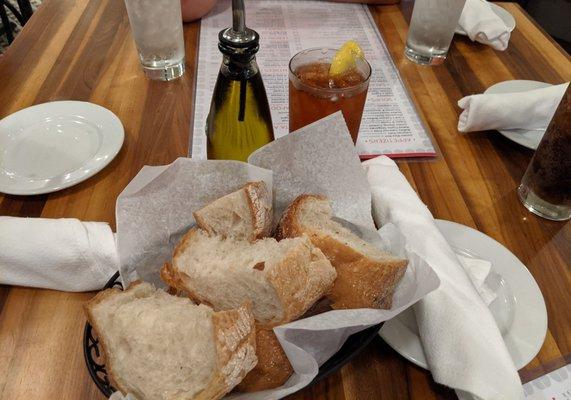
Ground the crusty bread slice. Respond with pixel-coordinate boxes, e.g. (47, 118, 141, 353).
(236, 327, 293, 392)
(84, 281, 257, 400)
(193, 181, 272, 242)
(276, 195, 408, 310)
(162, 228, 337, 327)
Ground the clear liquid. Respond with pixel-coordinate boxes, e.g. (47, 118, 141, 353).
(124, 0, 185, 68)
(206, 69, 274, 161)
(406, 0, 466, 58)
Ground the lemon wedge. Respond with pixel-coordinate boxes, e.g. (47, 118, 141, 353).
(329, 40, 365, 76)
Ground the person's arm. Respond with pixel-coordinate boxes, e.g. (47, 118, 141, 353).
(329, 0, 400, 4)
(181, 0, 218, 22)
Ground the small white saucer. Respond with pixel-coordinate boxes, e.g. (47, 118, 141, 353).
(484, 80, 552, 150)
(490, 3, 516, 33)
(0, 101, 124, 195)
(380, 219, 547, 370)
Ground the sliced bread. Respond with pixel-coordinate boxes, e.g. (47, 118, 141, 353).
(193, 181, 272, 242)
(84, 281, 257, 400)
(276, 195, 408, 309)
(161, 228, 337, 327)
(236, 327, 294, 392)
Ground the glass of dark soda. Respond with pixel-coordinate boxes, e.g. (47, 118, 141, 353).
(518, 84, 570, 221)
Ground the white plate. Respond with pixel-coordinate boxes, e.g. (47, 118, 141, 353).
(380, 219, 547, 370)
(490, 3, 516, 33)
(0, 101, 124, 195)
(484, 80, 552, 150)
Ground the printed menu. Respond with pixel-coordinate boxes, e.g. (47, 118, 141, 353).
(191, 0, 436, 159)
(523, 363, 571, 400)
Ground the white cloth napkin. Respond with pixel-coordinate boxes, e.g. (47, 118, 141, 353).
(0, 216, 118, 291)
(363, 156, 522, 400)
(458, 82, 569, 132)
(456, 0, 511, 50)
(457, 255, 497, 306)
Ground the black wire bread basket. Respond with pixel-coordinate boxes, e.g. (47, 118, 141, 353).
(83, 272, 383, 398)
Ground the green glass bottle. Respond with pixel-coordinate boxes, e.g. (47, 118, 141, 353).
(206, 0, 274, 161)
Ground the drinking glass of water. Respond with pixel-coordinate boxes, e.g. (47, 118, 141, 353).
(404, 0, 466, 65)
(124, 0, 185, 81)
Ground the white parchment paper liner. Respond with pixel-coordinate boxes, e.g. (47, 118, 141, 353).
(116, 160, 273, 285)
(114, 113, 440, 399)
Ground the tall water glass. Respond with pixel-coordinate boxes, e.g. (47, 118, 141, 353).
(404, 0, 466, 65)
(124, 0, 185, 81)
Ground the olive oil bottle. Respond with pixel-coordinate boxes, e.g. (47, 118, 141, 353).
(206, 0, 274, 161)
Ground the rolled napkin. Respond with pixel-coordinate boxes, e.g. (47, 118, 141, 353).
(457, 255, 497, 306)
(363, 156, 522, 400)
(456, 0, 511, 50)
(458, 82, 569, 132)
(0, 216, 118, 291)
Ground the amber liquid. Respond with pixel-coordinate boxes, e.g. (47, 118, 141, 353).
(289, 62, 369, 143)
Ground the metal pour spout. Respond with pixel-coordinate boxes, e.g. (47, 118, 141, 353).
(219, 0, 258, 50)
(232, 0, 246, 33)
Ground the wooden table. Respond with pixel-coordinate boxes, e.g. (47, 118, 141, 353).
(0, 0, 569, 399)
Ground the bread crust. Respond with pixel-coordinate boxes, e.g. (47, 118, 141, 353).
(196, 304, 258, 400)
(193, 181, 272, 242)
(277, 194, 408, 309)
(275, 194, 328, 241)
(193, 211, 214, 236)
(265, 240, 336, 324)
(236, 327, 293, 392)
(161, 262, 203, 304)
(243, 181, 272, 240)
(165, 228, 336, 328)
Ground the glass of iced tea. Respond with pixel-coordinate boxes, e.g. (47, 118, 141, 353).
(289, 48, 371, 143)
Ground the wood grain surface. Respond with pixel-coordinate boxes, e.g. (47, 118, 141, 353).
(0, 0, 569, 399)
